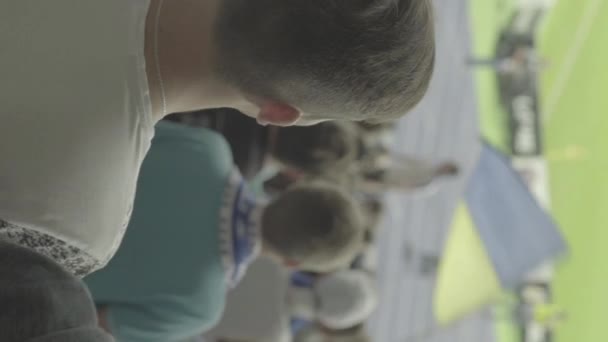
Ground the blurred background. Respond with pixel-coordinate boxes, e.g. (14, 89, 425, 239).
(163, 1, 605, 341)
(366, 0, 606, 341)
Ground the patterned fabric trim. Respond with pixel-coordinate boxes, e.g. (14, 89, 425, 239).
(218, 170, 240, 286)
(0, 220, 101, 278)
(218, 168, 262, 288)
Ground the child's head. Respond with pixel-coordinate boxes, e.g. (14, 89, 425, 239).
(0, 241, 113, 342)
(314, 270, 378, 330)
(294, 323, 372, 342)
(260, 183, 365, 272)
(213, 0, 436, 125)
(288, 269, 378, 331)
(272, 122, 359, 175)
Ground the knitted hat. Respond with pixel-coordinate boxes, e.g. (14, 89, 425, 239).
(0, 241, 114, 342)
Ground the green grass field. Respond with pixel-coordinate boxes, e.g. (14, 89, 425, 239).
(470, 0, 608, 341)
(469, 0, 516, 152)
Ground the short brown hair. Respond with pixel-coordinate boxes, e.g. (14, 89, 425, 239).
(261, 183, 364, 272)
(214, 0, 435, 122)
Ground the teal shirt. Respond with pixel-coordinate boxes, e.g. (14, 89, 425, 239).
(85, 121, 234, 342)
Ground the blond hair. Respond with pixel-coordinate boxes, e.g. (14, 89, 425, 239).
(261, 183, 364, 272)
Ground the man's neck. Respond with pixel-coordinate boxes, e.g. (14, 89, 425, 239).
(145, 0, 239, 118)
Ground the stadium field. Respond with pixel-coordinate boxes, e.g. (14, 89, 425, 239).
(539, 0, 608, 341)
(469, 0, 516, 152)
(470, 0, 608, 341)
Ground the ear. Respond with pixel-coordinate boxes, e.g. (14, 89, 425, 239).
(257, 101, 302, 127)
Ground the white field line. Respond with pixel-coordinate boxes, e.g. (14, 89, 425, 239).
(542, 0, 604, 122)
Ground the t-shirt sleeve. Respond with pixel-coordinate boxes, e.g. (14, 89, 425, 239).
(107, 301, 208, 342)
(0, 0, 155, 271)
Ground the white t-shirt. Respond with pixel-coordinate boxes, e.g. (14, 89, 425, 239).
(0, 0, 154, 276)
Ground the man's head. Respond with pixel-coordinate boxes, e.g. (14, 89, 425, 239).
(260, 183, 365, 272)
(213, 0, 436, 125)
(0, 241, 113, 342)
(272, 122, 359, 175)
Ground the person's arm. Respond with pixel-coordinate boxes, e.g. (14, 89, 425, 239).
(103, 302, 205, 342)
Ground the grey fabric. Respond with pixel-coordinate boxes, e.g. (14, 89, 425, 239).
(205, 257, 291, 342)
(0, 241, 113, 342)
(28, 327, 114, 342)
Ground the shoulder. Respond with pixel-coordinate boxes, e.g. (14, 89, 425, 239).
(134, 122, 235, 216)
(103, 272, 227, 340)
